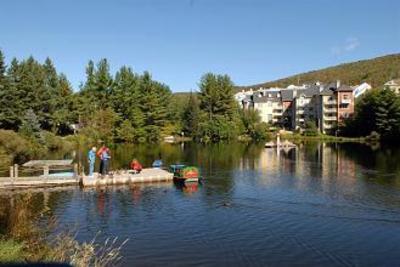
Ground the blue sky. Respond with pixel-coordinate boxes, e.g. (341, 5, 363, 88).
(1, 0, 399, 91)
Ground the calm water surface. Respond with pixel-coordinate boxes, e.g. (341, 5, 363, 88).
(1, 142, 400, 267)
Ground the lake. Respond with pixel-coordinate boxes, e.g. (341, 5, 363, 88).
(1, 142, 400, 266)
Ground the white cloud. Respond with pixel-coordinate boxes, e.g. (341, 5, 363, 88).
(331, 37, 360, 55)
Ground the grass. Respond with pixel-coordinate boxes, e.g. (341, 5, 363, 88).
(0, 239, 25, 262)
(280, 133, 366, 143)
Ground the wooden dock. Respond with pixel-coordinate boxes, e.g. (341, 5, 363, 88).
(0, 160, 79, 189)
(82, 168, 174, 187)
(0, 159, 174, 189)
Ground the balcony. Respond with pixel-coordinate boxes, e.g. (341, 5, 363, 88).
(273, 109, 283, 114)
(326, 100, 337, 105)
(323, 123, 334, 129)
(324, 108, 337, 113)
(324, 116, 337, 121)
(341, 99, 351, 104)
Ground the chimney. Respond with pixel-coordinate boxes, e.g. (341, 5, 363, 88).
(336, 80, 341, 89)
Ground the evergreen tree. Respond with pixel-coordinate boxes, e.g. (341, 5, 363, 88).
(343, 88, 400, 139)
(19, 109, 43, 142)
(197, 73, 240, 141)
(52, 74, 74, 134)
(0, 58, 21, 129)
(116, 120, 136, 143)
(182, 92, 200, 137)
(0, 50, 6, 87)
(94, 58, 113, 108)
(138, 71, 171, 140)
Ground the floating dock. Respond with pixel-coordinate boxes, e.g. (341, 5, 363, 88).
(81, 168, 174, 187)
(0, 159, 174, 189)
(0, 160, 79, 189)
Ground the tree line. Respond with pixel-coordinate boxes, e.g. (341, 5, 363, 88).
(0, 50, 269, 144)
(342, 88, 400, 140)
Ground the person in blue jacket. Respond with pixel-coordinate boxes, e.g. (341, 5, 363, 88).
(152, 153, 163, 168)
(88, 146, 97, 176)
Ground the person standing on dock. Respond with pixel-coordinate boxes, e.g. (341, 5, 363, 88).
(88, 146, 97, 176)
(97, 144, 106, 174)
(101, 147, 111, 176)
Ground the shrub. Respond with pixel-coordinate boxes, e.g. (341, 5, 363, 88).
(303, 121, 319, 136)
(42, 131, 72, 151)
(0, 239, 24, 262)
(0, 130, 46, 163)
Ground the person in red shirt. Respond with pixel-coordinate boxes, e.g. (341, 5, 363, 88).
(130, 159, 142, 174)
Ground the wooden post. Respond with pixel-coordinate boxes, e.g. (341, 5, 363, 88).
(73, 163, 79, 182)
(73, 163, 78, 176)
(9, 166, 14, 178)
(14, 164, 18, 178)
(43, 165, 49, 178)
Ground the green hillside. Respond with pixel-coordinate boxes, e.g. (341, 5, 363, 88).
(237, 53, 400, 90)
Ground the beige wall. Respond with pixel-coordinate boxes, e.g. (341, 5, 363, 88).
(336, 91, 354, 124)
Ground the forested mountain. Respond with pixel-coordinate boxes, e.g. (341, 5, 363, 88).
(237, 53, 400, 90)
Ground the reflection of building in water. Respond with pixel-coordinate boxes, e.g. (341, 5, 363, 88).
(337, 147, 357, 181)
(317, 143, 357, 189)
(257, 148, 281, 173)
(249, 143, 357, 189)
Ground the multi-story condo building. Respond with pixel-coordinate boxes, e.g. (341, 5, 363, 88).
(252, 90, 283, 124)
(237, 81, 368, 134)
(317, 81, 355, 134)
(384, 79, 400, 94)
(291, 86, 320, 130)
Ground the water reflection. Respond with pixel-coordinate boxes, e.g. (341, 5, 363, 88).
(1, 142, 400, 266)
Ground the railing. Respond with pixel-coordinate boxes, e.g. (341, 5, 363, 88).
(324, 108, 337, 113)
(341, 99, 351, 104)
(325, 100, 337, 105)
(0, 164, 79, 188)
(324, 116, 337, 121)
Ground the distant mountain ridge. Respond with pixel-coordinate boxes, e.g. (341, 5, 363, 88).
(236, 53, 400, 90)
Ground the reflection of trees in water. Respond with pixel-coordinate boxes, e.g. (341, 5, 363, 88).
(339, 143, 400, 186)
(0, 190, 74, 239)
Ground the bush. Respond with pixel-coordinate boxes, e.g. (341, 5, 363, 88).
(0, 239, 24, 262)
(42, 131, 72, 151)
(253, 122, 271, 141)
(303, 121, 319, 136)
(0, 130, 46, 163)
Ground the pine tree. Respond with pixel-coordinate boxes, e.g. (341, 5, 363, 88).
(0, 58, 21, 129)
(182, 92, 200, 137)
(19, 109, 43, 141)
(0, 50, 6, 87)
(94, 58, 113, 108)
(197, 73, 240, 141)
(138, 71, 171, 140)
(52, 74, 74, 134)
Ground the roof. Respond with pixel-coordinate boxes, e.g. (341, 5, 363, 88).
(385, 79, 400, 86)
(23, 159, 74, 168)
(254, 96, 281, 103)
(320, 87, 334, 96)
(281, 89, 294, 101)
(336, 85, 354, 92)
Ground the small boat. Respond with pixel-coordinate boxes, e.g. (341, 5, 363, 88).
(169, 164, 200, 183)
(265, 141, 276, 148)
